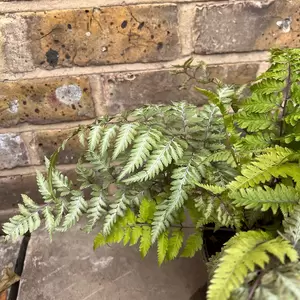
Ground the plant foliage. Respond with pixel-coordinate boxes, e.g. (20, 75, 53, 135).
(3, 49, 300, 300)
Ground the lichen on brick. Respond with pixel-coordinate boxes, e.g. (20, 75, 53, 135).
(0, 77, 95, 128)
(55, 84, 83, 105)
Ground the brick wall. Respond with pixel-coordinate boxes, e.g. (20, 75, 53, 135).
(0, 0, 298, 218)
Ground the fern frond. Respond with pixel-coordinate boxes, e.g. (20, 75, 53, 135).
(167, 230, 184, 261)
(235, 111, 275, 132)
(228, 146, 294, 191)
(181, 231, 203, 258)
(130, 226, 143, 246)
(101, 125, 119, 156)
(157, 232, 169, 265)
(137, 198, 156, 223)
(139, 226, 151, 258)
(36, 171, 52, 202)
(283, 205, 300, 250)
(251, 79, 285, 95)
(151, 158, 199, 242)
(51, 169, 72, 197)
(230, 184, 299, 214)
(124, 138, 184, 183)
(43, 206, 55, 237)
(112, 123, 139, 159)
(236, 133, 273, 151)
(88, 123, 103, 151)
(93, 232, 106, 250)
(285, 108, 300, 126)
(255, 263, 300, 300)
(207, 230, 298, 300)
(3, 212, 41, 241)
(118, 128, 162, 180)
(84, 186, 108, 233)
(241, 93, 281, 113)
(103, 193, 130, 236)
(197, 183, 226, 195)
(62, 190, 87, 230)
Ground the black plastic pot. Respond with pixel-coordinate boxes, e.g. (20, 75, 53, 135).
(189, 226, 236, 300)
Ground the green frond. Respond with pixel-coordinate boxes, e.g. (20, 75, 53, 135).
(157, 232, 169, 265)
(3, 212, 41, 241)
(207, 230, 298, 300)
(167, 230, 184, 261)
(130, 226, 143, 246)
(123, 227, 132, 246)
(251, 79, 285, 95)
(236, 133, 273, 151)
(283, 205, 300, 250)
(77, 126, 86, 147)
(285, 109, 300, 127)
(197, 183, 226, 195)
(118, 128, 162, 180)
(283, 133, 300, 143)
(62, 190, 88, 230)
(112, 123, 139, 159)
(84, 186, 108, 233)
(101, 125, 119, 156)
(43, 206, 55, 237)
(255, 263, 300, 300)
(21, 194, 40, 210)
(51, 169, 72, 197)
(124, 138, 184, 183)
(36, 171, 52, 201)
(227, 146, 294, 191)
(151, 159, 199, 242)
(230, 184, 299, 214)
(137, 198, 156, 223)
(207, 150, 237, 167)
(103, 193, 130, 236)
(181, 231, 203, 258)
(235, 111, 275, 132)
(88, 123, 103, 151)
(139, 226, 152, 258)
(241, 93, 281, 113)
(93, 232, 106, 250)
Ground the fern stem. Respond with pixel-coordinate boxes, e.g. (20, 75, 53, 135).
(247, 271, 264, 300)
(279, 63, 291, 137)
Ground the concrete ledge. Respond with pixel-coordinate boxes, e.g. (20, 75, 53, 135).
(17, 224, 207, 300)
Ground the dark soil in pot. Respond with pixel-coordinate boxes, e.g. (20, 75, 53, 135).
(189, 226, 236, 300)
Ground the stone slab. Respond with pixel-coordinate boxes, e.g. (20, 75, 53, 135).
(17, 224, 207, 300)
(0, 237, 23, 300)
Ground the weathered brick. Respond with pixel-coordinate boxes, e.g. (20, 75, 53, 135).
(20, 5, 180, 70)
(194, 1, 300, 54)
(100, 63, 259, 114)
(0, 14, 34, 73)
(0, 77, 95, 128)
(33, 128, 84, 164)
(0, 134, 29, 169)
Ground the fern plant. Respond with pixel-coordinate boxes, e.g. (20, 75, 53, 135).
(3, 48, 300, 299)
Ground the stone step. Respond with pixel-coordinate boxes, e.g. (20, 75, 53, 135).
(17, 224, 207, 300)
(0, 237, 23, 300)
